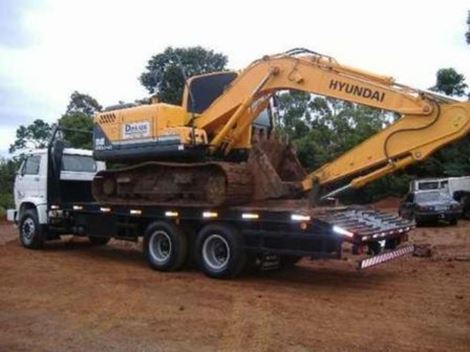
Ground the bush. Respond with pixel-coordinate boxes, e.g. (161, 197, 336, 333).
(0, 193, 14, 210)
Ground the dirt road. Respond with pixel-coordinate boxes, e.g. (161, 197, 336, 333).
(1, 220, 469, 352)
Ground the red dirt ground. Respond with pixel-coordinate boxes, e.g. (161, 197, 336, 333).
(1, 221, 469, 351)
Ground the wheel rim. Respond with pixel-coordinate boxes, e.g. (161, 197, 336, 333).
(202, 234, 230, 271)
(149, 230, 172, 264)
(22, 218, 35, 244)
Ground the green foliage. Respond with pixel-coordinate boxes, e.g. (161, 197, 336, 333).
(278, 91, 390, 172)
(0, 158, 20, 210)
(58, 91, 100, 149)
(66, 91, 102, 115)
(140, 46, 228, 105)
(58, 112, 93, 149)
(9, 119, 54, 153)
(276, 91, 405, 203)
(430, 68, 468, 97)
(466, 10, 470, 45)
(417, 67, 470, 178)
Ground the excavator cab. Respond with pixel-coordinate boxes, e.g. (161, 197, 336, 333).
(183, 72, 238, 114)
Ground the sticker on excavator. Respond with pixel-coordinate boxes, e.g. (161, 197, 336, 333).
(357, 245, 415, 270)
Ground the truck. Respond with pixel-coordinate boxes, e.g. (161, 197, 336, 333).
(7, 47, 470, 278)
(7, 129, 414, 278)
(410, 177, 470, 218)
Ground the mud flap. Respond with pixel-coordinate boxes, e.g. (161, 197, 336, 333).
(357, 244, 415, 270)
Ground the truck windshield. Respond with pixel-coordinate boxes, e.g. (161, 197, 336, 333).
(418, 181, 440, 190)
(62, 155, 97, 172)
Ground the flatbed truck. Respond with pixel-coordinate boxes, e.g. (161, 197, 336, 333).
(7, 133, 415, 279)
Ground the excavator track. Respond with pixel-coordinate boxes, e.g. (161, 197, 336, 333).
(92, 161, 254, 207)
(92, 133, 307, 207)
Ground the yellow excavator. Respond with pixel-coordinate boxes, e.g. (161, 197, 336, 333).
(92, 48, 470, 206)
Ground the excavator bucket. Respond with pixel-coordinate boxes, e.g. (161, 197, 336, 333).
(247, 132, 307, 201)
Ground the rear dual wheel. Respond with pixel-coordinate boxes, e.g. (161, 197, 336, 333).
(196, 223, 246, 279)
(144, 221, 188, 272)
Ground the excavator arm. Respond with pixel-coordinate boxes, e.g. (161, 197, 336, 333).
(193, 48, 470, 198)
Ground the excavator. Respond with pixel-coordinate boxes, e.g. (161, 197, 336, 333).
(91, 48, 470, 207)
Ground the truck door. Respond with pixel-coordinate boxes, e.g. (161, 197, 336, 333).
(14, 154, 44, 208)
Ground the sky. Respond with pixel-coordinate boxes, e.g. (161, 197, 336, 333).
(0, 0, 469, 156)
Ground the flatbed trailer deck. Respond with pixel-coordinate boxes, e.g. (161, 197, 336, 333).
(47, 199, 415, 277)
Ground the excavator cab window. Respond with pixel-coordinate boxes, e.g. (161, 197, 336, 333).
(186, 72, 238, 114)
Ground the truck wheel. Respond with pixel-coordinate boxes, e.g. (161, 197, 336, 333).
(144, 221, 188, 272)
(89, 236, 111, 246)
(19, 209, 43, 249)
(196, 223, 246, 279)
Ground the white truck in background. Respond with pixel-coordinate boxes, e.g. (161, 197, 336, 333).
(409, 176, 470, 218)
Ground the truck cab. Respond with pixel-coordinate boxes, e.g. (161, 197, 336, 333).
(7, 148, 105, 247)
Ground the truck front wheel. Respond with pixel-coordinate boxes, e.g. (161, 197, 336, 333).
(19, 209, 43, 249)
(144, 221, 188, 272)
(196, 223, 246, 279)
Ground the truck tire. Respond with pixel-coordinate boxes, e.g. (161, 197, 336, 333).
(89, 236, 111, 246)
(196, 223, 246, 279)
(144, 221, 188, 272)
(19, 209, 43, 249)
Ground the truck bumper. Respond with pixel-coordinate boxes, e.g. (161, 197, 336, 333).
(357, 244, 415, 270)
(415, 212, 460, 223)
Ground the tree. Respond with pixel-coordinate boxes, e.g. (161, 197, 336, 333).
(416, 67, 470, 178)
(139, 46, 228, 105)
(58, 112, 93, 149)
(0, 158, 20, 211)
(466, 10, 470, 45)
(66, 91, 102, 115)
(430, 68, 468, 97)
(9, 119, 54, 153)
(58, 91, 101, 149)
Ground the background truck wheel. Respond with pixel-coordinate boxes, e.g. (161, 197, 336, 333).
(19, 209, 43, 249)
(144, 221, 188, 272)
(88, 236, 111, 246)
(196, 223, 246, 279)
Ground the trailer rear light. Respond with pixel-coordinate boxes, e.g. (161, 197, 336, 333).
(203, 211, 218, 219)
(242, 213, 259, 220)
(50, 205, 60, 210)
(100, 207, 111, 212)
(332, 225, 354, 238)
(130, 209, 142, 215)
(165, 211, 179, 217)
(291, 214, 311, 221)
(73, 205, 83, 211)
